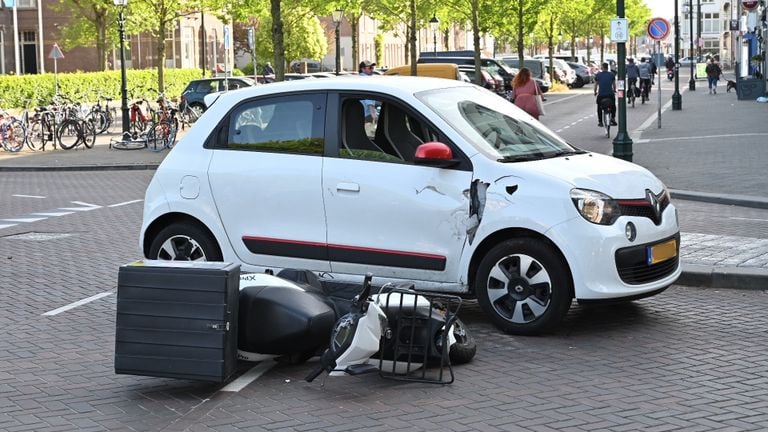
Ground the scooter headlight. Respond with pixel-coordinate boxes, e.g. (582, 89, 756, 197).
(570, 188, 621, 225)
(329, 314, 360, 357)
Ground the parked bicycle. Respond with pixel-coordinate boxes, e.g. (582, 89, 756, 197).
(0, 107, 25, 153)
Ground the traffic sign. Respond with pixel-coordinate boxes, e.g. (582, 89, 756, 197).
(247, 27, 254, 50)
(647, 17, 671, 41)
(48, 43, 64, 59)
(223, 25, 231, 50)
(742, 0, 759, 11)
(610, 18, 629, 43)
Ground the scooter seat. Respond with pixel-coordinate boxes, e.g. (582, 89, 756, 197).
(238, 285, 336, 355)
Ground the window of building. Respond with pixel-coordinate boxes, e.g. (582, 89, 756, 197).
(17, 0, 36, 8)
(703, 13, 720, 33)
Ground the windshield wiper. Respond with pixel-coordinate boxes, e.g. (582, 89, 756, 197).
(497, 154, 546, 163)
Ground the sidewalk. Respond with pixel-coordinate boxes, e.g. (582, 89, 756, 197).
(1, 86, 767, 290)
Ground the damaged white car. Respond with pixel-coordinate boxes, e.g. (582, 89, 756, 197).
(140, 77, 680, 335)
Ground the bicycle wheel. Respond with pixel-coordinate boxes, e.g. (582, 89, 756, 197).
(56, 119, 81, 150)
(146, 122, 166, 152)
(604, 112, 611, 137)
(2, 120, 26, 153)
(27, 120, 46, 151)
(83, 120, 97, 149)
(91, 111, 109, 135)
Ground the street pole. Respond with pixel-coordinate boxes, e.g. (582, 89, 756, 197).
(689, 0, 696, 90)
(696, 0, 702, 62)
(672, 0, 682, 110)
(612, 0, 633, 161)
(116, 1, 130, 136)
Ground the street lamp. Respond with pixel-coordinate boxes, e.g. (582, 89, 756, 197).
(672, 0, 682, 110)
(687, 1, 696, 90)
(558, 31, 562, 54)
(429, 15, 440, 55)
(332, 9, 343, 75)
(114, 0, 129, 136)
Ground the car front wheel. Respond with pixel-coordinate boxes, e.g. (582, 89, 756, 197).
(474, 238, 572, 335)
(148, 222, 222, 261)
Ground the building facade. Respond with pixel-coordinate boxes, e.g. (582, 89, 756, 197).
(0, 0, 227, 75)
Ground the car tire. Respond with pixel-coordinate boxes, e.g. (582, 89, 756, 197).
(190, 103, 206, 118)
(474, 238, 572, 335)
(448, 318, 476, 365)
(574, 76, 585, 88)
(148, 222, 222, 261)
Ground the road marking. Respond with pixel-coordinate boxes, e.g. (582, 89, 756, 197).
(0, 223, 18, 230)
(12, 194, 46, 199)
(0, 217, 48, 223)
(634, 132, 768, 144)
(220, 360, 276, 392)
(42, 292, 113, 316)
(31, 211, 74, 217)
(108, 199, 143, 208)
(544, 94, 582, 105)
(729, 217, 768, 222)
(631, 96, 674, 142)
(59, 201, 102, 211)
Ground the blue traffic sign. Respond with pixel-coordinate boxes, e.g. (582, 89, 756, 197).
(647, 17, 671, 41)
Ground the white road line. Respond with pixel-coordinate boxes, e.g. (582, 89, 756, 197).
(0, 217, 48, 223)
(545, 94, 582, 105)
(42, 292, 113, 316)
(12, 194, 46, 199)
(729, 217, 768, 222)
(59, 201, 102, 211)
(0, 223, 18, 230)
(108, 199, 143, 208)
(31, 211, 74, 217)
(634, 132, 768, 144)
(220, 360, 276, 392)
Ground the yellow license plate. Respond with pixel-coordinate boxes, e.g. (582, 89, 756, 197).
(648, 239, 677, 265)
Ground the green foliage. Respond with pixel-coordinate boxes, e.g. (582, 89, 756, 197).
(0, 69, 203, 109)
(374, 34, 384, 66)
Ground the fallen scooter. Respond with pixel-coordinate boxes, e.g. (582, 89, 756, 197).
(237, 270, 476, 384)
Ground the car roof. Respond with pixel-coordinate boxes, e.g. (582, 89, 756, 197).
(206, 76, 474, 108)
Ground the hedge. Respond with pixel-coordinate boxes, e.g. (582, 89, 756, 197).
(0, 68, 208, 109)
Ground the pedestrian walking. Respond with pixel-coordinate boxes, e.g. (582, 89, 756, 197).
(705, 58, 722, 94)
(511, 67, 543, 120)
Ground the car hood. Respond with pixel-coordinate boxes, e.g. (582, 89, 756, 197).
(509, 152, 665, 199)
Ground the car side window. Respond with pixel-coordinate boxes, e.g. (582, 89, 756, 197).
(227, 94, 324, 155)
(339, 96, 438, 164)
(196, 81, 214, 94)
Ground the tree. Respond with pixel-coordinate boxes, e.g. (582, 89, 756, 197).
(53, 0, 117, 71)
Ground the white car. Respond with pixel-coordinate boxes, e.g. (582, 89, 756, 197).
(140, 77, 681, 335)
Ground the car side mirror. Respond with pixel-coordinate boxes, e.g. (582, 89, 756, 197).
(414, 142, 459, 168)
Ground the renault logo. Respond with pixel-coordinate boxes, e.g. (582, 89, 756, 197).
(646, 190, 661, 221)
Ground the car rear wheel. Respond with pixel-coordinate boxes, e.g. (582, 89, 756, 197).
(148, 222, 222, 261)
(474, 238, 572, 335)
(190, 104, 205, 118)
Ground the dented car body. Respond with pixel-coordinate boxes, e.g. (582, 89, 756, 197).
(140, 77, 680, 335)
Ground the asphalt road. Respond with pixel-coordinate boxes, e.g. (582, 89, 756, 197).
(1, 157, 768, 432)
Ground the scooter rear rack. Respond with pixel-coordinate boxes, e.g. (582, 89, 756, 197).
(374, 287, 462, 384)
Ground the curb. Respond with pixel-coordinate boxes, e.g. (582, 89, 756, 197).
(678, 263, 768, 290)
(670, 189, 768, 210)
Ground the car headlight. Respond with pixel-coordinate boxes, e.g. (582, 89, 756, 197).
(570, 189, 620, 225)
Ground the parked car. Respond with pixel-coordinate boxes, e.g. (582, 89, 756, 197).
(499, 57, 551, 93)
(457, 65, 499, 92)
(566, 62, 594, 87)
(141, 77, 681, 336)
(180, 77, 255, 115)
(536, 58, 577, 86)
(418, 52, 515, 91)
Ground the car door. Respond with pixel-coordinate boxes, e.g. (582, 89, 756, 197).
(323, 94, 473, 282)
(207, 92, 331, 271)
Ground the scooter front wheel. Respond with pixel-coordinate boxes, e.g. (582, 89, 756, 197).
(449, 318, 476, 364)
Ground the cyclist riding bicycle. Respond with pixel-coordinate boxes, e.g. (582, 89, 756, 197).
(594, 62, 616, 127)
(626, 58, 640, 99)
(638, 58, 652, 99)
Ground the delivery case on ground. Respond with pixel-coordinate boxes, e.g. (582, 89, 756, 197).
(115, 261, 240, 382)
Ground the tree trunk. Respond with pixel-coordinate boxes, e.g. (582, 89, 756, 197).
(271, 0, 285, 80)
(351, 14, 359, 72)
(516, 1, 524, 70)
(95, 13, 107, 70)
(409, 0, 416, 75)
(472, 0, 481, 85)
(156, 21, 167, 93)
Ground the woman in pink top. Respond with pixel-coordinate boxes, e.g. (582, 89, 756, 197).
(511, 68, 542, 119)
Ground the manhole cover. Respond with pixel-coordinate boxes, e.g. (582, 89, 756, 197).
(5, 232, 74, 241)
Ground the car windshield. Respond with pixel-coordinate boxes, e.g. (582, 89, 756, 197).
(417, 86, 578, 161)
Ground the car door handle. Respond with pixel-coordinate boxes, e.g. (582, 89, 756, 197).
(336, 182, 360, 192)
